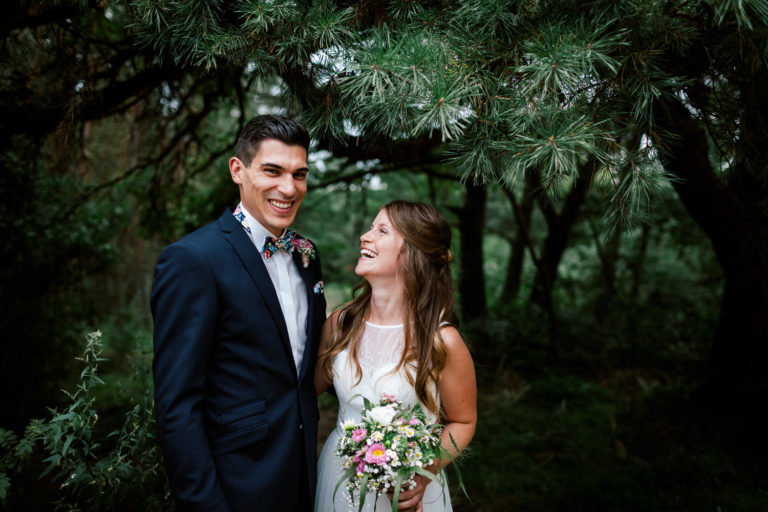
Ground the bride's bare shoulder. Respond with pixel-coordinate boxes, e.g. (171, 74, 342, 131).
(327, 309, 342, 325)
(438, 325, 468, 353)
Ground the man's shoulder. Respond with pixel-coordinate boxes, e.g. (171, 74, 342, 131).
(163, 212, 232, 254)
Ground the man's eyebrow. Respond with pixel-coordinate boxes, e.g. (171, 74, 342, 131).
(260, 162, 309, 172)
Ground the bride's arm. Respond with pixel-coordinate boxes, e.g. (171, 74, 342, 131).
(435, 325, 477, 463)
(313, 310, 339, 396)
(395, 326, 477, 511)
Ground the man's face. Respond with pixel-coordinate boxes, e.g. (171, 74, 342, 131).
(229, 138, 308, 237)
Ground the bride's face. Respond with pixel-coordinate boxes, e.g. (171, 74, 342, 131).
(355, 209, 404, 279)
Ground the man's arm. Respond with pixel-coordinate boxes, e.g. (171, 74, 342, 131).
(151, 243, 231, 512)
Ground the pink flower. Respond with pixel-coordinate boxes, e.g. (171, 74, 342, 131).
(357, 460, 365, 473)
(409, 417, 419, 425)
(351, 429, 367, 443)
(381, 393, 398, 403)
(364, 443, 388, 466)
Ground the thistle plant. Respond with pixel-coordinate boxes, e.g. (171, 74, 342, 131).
(0, 331, 170, 511)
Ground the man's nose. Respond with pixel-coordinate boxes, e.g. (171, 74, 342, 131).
(276, 174, 296, 196)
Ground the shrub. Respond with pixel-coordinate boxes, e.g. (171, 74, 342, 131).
(0, 331, 171, 511)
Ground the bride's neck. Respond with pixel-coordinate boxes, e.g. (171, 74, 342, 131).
(367, 283, 405, 325)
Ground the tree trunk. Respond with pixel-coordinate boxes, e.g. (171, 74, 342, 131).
(526, 171, 590, 355)
(457, 183, 487, 321)
(529, 173, 590, 309)
(499, 175, 535, 305)
(628, 223, 650, 302)
(660, 101, 768, 423)
(588, 217, 622, 316)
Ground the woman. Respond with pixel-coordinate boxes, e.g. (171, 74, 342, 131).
(314, 201, 477, 512)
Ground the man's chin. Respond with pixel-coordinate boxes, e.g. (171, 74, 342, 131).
(265, 215, 296, 232)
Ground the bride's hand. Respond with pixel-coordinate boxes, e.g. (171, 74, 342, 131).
(389, 474, 428, 511)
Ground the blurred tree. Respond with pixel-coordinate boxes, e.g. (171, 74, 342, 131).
(126, 0, 767, 415)
(498, 174, 536, 306)
(0, 1, 246, 428)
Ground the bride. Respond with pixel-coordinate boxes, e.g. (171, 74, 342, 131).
(314, 201, 477, 512)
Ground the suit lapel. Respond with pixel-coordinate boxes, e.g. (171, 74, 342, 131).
(293, 250, 317, 381)
(218, 211, 295, 373)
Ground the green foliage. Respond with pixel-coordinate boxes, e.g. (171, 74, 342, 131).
(3, 2, 766, 507)
(709, 0, 768, 29)
(0, 331, 170, 511)
(124, 0, 768, 236)
(0, 144, 134, 427)
(450, 374, 767, 511)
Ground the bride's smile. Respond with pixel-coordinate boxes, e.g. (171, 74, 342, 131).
(355, 209, 404, 278)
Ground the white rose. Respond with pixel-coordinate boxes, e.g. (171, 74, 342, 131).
(366, 405, 398, 425)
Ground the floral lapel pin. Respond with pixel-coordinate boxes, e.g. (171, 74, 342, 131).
(292, 236, 317, 268)
(313, 280, 324, 295)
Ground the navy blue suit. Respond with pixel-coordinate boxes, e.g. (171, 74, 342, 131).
(151, 210, 326, 511)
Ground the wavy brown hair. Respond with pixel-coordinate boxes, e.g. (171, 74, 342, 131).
(317, 201, 458, 415)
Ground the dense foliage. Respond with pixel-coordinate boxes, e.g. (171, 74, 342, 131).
(0, 332, 169, 511)
(123, 0, 768, 392)
(1, 0, 767, 509)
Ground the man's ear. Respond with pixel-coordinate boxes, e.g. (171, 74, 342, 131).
(229, 157, 244, 184)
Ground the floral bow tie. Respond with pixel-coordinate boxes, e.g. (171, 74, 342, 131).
(262, 230, 297, 259)
(233, 206, 317, 267)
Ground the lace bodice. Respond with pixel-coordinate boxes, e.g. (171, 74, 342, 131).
(356, 322, 406, 376)
(332, 322, 438, 426)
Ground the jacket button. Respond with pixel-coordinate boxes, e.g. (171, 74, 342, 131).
(299, 423, 303, 430)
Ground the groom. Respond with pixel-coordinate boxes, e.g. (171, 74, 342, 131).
(151, 115, 326, 511)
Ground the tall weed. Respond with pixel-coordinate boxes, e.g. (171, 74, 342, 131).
(0, 331, 170, 511)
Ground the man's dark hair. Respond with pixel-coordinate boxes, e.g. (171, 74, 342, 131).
(236, 115, 310, 166)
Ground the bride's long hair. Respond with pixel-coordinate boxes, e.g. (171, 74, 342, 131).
(317, 200, 458, 415)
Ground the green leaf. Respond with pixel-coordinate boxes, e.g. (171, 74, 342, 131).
(357, 473, 370, 512)
(62, 435, 75, 457)
(446, 431, 471, 502)
(0, 472, 10, 501)
(332, 467, 356, 512)
(391, 472, 403, 512)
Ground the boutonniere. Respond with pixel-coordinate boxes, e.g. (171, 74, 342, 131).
(313, 281, 324, 294)
(291, 236, 317, 268)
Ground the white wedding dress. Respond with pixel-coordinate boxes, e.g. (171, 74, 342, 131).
(314, 322, 452, 512)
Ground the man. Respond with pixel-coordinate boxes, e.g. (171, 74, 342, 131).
(151, 115, 326, 511)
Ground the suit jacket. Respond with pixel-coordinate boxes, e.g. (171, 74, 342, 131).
(151, 210, 326, 512)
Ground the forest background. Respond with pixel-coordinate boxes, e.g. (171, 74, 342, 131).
(1, 0, 767, 510)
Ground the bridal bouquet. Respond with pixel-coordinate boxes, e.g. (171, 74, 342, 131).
(334, 394, 447, 512)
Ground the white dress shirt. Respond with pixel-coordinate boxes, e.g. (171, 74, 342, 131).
(237, 203, 308, 374)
